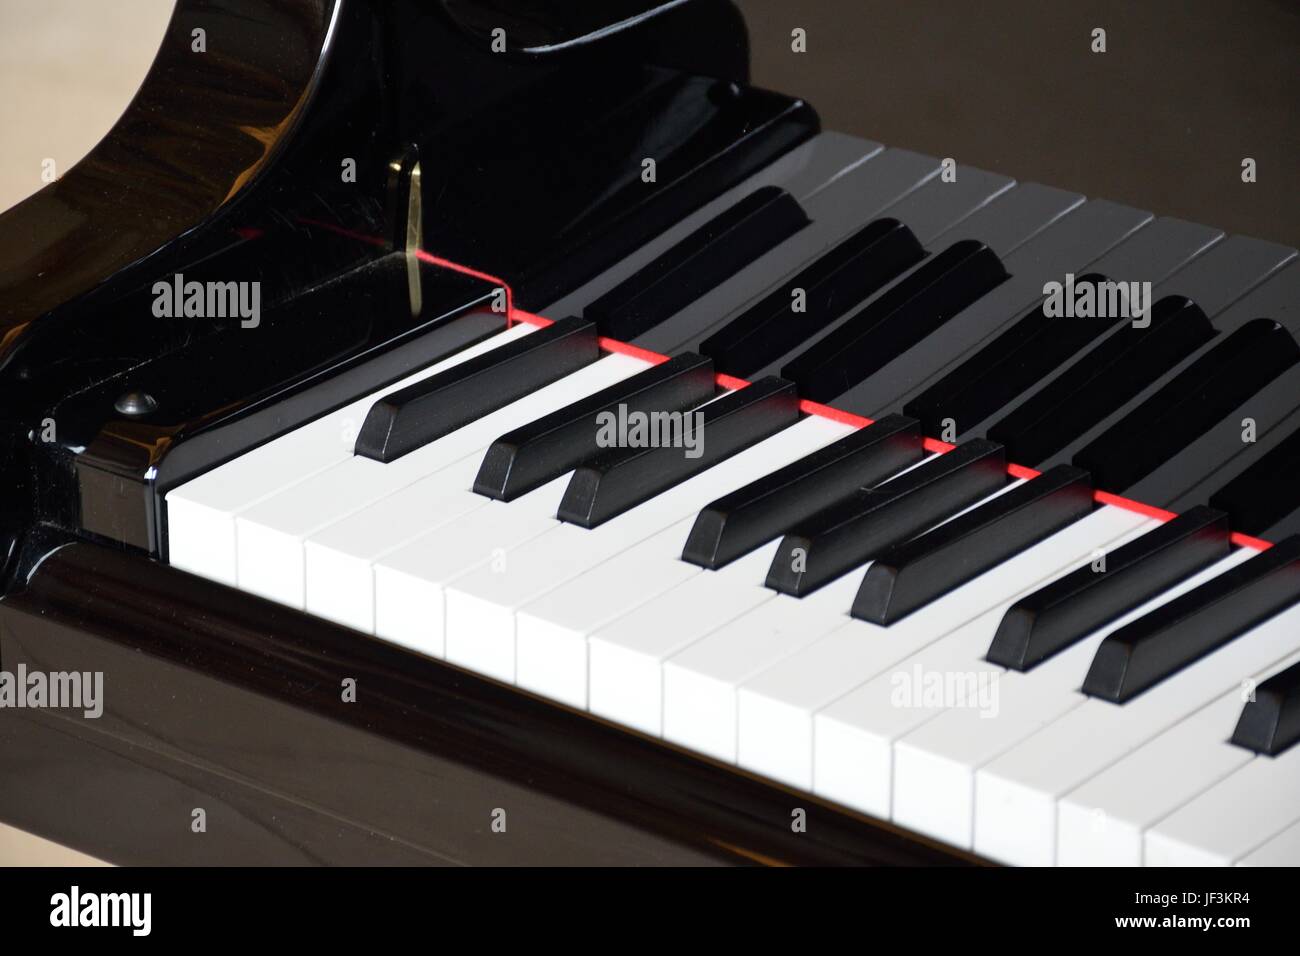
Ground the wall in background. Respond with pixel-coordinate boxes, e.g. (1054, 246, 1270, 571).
(0, 0, 173, 214)
(3, 1, 1294, 245)
(740, 0, 1299, 247)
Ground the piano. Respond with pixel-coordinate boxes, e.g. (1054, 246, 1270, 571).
(1, 0, 1297, 867)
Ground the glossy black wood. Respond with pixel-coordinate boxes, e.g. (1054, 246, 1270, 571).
(0, 712, 456, 866)
(441, 1, 697, 53)
(0, 0, 815, 558)
(0, 540, 978, 866)
(0, 0, 341, 342)
(55, 257, 504, 554)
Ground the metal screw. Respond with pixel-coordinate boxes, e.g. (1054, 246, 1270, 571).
(114, 390, 157, 416)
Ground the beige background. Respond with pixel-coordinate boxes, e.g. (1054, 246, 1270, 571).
(0, 0, 172, 214)
(0, 821, 109, 867)
(0, 0, 173, 866)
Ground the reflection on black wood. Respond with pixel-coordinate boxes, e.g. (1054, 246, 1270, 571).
(0, 541, 980, 866)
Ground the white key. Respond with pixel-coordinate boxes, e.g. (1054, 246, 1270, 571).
(371, 379, 792, 653)
(895, 547, 1238, 851)
(517, 412, 887, 706)
(1058, 649, 1300, 866)
(514, 519, 700, 708)
(656, 454, 974, 763)
(742, 507, 1153, 803)
(660, 570, 863, 763)
(375, 401, 802, 667)
(234, 354, 645, 608)
(166, 324, 534, 585)
(1145, 742, 1300, 866)
(303, 457, 487, 631)
(973, 559, 1295, 867)
(300, 349, 639, 634)
(1237, 817, 1300, 866)
(590, 450, 946, 738)
(587, 543, 782, 735)
(354, 355, 826, 647)
(442, 417, 851, 684)
(371, 477, 569, 657)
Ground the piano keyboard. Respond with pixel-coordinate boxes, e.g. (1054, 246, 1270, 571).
(165, 132, 1300, 867)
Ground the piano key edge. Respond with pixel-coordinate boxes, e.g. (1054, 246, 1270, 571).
(0, 537, 983, 866)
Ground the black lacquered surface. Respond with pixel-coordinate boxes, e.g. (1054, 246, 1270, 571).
(0, 0, 814, 556)
(0, 541, 979, 866)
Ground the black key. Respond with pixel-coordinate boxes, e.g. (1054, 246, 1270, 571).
(558, 376, 800, 528)
(1210, 424, 1300, 540)
(356, 317, 599, 463)
(1124, 364, 1300, 510)
(1083, 534, 1300, 703)
(587, 186, 811, 341)
(826, 201, 1155, 421)
(988, 295, 1214, 465)
(766, 439, 1007, 597)
(1167, 403, 1300, 520)
(1232, 658, 1300, 755)
(1073, 319, 1300, 496)
(987, 506, 1232, 671)
(474, 352, 717, 501)
(781, 239, 1010, 403)
(682, 414, 924, 570)
(697, 217, 925, 377)
(903, 275, 1125, 438)
(1039, 262, 1300, 471)
(853, 464, 1095, 625)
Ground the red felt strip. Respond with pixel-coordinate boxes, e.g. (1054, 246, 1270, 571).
(325, 236, 1275, 552)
